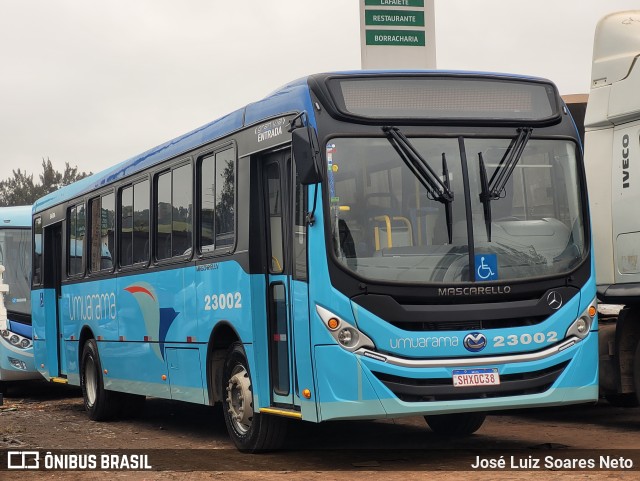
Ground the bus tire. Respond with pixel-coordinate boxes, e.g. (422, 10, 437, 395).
(221, 342, 287, 452)
(425, 412, 486, 436)
(80, 339, 120, 421)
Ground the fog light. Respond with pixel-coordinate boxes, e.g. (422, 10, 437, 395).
(9, 358, 27, 370)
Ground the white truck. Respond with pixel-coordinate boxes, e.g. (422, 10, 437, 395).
(584, 10, 640, 405)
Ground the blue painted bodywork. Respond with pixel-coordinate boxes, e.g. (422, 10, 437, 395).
(32, 71, 598, 423)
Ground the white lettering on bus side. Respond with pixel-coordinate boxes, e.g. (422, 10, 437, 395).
(68, 293, 117, 321)
(257, 126, 283, 143)
(389, 336, 459, 349)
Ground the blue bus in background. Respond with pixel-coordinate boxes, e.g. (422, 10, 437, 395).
(0, 206, 40, 394)
(32, 71, 598, 451)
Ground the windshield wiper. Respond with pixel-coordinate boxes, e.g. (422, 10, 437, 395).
(477, 127, 533, 242)
(383, 126, 454, 243)
(478, 152, 492, 241)
(488, 127, 532, 198)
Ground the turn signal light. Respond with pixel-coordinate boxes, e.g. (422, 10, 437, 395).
(327, 318, 340, 330)
(588, 306, 597, 318)
(302, 389, 311, 399)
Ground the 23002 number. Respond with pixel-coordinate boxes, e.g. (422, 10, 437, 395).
(204, 292, 242, 311)
(493, 331, 558, 347)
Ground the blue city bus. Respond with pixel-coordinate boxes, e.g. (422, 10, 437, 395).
(32, 72, 598, 451)
(0, 206, 40, 394)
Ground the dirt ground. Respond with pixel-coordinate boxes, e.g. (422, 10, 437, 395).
(1, 380, 639, 480)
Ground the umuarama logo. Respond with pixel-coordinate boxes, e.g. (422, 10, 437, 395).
(463, 332, 487, 352)
(124, 282, 179, 361)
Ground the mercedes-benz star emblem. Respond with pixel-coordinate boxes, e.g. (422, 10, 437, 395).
(546, 290, 563, 310)
(463, 332, 487, 352)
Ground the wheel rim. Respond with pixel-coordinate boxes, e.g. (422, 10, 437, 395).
(85, 356, 97, 407)
(225, 364, 254, 435)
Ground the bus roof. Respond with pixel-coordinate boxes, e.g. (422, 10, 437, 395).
(0, 205, 32, 228)
(32, 70, 554, 214)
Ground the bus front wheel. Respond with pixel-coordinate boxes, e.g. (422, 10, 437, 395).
(425, 412, 486, 436)
(80, 339, 120, 421)
(221, 342, 287, 452)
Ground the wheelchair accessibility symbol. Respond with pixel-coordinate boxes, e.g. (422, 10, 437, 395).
(475, 254, 498, 281)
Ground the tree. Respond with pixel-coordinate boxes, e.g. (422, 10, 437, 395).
(0, 158, 91, 207)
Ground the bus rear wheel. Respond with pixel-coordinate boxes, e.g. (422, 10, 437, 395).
(221, 342, 287, 452)
(425, 412, 486, 436)
(80, 339, 120, 421)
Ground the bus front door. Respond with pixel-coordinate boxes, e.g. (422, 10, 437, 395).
(43, 223, 66, 377)
(262, 150, 298, 408)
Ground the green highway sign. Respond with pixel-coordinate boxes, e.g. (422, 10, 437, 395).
(365, 9, 425, 27)
(365, 29, 426, 46)
(365, 0, 424, 6)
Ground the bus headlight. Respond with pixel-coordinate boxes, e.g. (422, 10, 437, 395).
(337, 327, 358, 347)
(566, 298, 596, 340)
(1, 329, 32, 350)
(316, 305, 375, 352)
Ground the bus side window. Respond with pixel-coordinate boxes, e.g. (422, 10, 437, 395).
(33, 216, 42, 285)
(293, 168, 307, 280)
(68, 203, 85, 276)
(120, 186, 133, 267)
(198, 147, 236, 254)
(133, 179, 150, 264)
(214, 148, 235, 249)
(155, 163, 193, 260)
(199, 155, 215, 252)
(89, 193, 115, 272)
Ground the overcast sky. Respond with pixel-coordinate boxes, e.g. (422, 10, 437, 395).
(1, 0, 638, 181)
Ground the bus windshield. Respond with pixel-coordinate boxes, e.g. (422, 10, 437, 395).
(0, 228, 32, 317)
(328, 136, 586, 284)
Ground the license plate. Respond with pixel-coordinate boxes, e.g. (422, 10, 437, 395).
(452, 368, 500, 387)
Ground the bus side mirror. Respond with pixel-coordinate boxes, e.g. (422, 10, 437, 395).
(292, 127, 321, 185)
